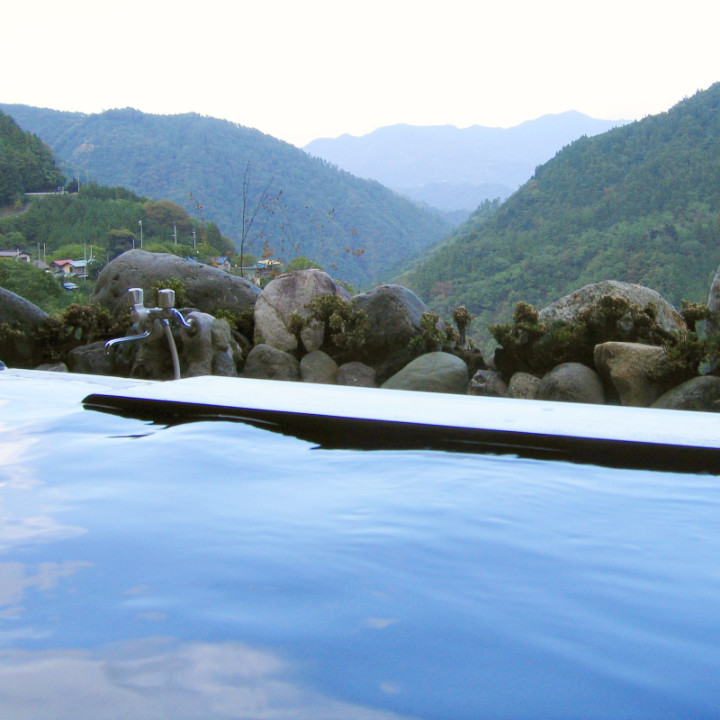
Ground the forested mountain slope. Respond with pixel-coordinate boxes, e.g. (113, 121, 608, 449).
(0, 105, 451, 289)
(304, 112, 626, 213)
(402, 83, 720, 344)
(0, 111, 65, 205)
(0, 111, 231, 311)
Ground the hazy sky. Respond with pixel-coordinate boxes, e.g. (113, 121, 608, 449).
(3, 0, 717, 147)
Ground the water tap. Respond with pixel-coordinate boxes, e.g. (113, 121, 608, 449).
(128, 287, 194, 329)
(105, 287, 196, 380)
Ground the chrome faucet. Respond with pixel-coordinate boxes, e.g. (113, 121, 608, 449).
(104, 328, 152, 350)
(105, 287, 196, 380)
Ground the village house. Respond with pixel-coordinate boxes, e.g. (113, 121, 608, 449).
(210, 255, 231, 272)
(243, 258, 284, 281)
(0, 250, 31, 262)
(50, 259, 90, 280)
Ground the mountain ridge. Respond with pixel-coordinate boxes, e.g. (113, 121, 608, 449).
(304, 112, 628, 212)
(401, 83, 720, 347)
(0, 104, 451, 289)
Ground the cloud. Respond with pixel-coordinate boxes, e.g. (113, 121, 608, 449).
(0, 637, 415, 719)
(0, 428, 87, 552)
(0, 432, 42, 490)
(366, 617, 399, 630)
(0, 561, 93, 610)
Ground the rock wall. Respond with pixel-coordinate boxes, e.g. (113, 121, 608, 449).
(2, 251, 720, 412)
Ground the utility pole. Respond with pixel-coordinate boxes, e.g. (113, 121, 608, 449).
(138, 220, 143, 248)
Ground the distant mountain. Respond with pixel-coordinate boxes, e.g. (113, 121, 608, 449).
(0, 105, 451, 289)
(401, 83, 720, 347)
(304, 112, 627, 215)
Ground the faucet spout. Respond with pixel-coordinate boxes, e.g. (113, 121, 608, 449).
(104, 329, 152, 354)
(103, 288, 195, 376)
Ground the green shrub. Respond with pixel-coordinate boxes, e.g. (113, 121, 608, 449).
(408, 308, 486, 375)
(215, 308, 255, 339)
(491, 295, 715, 382)
(31, 304, 130, 364)
(303, 294, 368, 358)
(151, 278, 189, 308)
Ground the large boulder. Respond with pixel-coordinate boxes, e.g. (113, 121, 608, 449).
(538, 362, 605, 404)
(242, 344, 300, 381)
(0, 287, 48, 327)
(652, 376, 720, 412)
(179, 311, 241, 378)
(253, 269, 350, 353)
(508, 372, 541, 400)
(352, 285, 428, 381)
(300, 350, 338, 384)
(67, 341, 116, 376)
(381, 352, 468, 394)
(539, 280, 686, 335)
(337, 361, 377, 388)
(122, 321, 176, 380)
(0, 288, 49, 367)
(91, 250, 260, 319)
(467, 370, 508, 397)
(594, 342, 669, 407)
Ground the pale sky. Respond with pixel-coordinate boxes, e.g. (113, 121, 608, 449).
(2, 0, 718, 147)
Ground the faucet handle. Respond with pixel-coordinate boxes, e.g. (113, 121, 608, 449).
(128, 287, 150, 323)
(157, 288, 176, 309)
(128, 287, 144, 306)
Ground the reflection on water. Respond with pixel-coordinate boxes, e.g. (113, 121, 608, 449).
(0, 560, 93, 612)
(1, 378, 720, 719)
(0, 637, 410, 720)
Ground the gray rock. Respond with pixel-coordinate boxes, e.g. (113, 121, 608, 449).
(539, 280, 686, 335)
(707, 266, 720, 372)
(467, 370, 508, 397)
(337, 361, 377, 388)
(594, 342, 668, 407)
(300, 350, 338, 384)
(0, 288, 48, 367)
(209, 317, 243, 377)
(708, 265, 720, 330)
(381, 352, 468, 394)
(91, 250, 260, 319)
(127, 321, 178, 380)
(242, 343, 300, 381)
(538, 362, 605, 404)
(253, 269, 350, 353)
(0, 287, 48, 327)
(180, 311, 241, 378)
(67, 341, 117, 376)
(352, 285, 428, 381)
(211, 348, 240, 377)
(652, 376, 720, 412)
(508, 372, 541, 399)
(34, 362, 68, 372)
